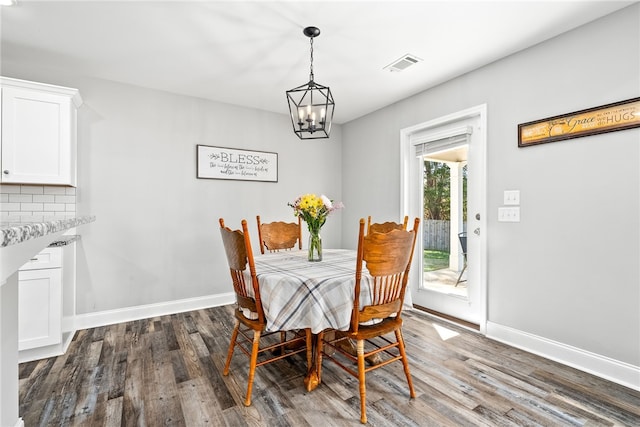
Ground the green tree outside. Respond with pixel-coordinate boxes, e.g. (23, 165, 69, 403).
(423, 160, 467, 272)
(423, 161, 467, 221)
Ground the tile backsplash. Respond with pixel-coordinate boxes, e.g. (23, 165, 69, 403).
(0, 184, 76, 222)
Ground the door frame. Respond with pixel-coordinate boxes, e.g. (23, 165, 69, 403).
(400, 104, 487, 334)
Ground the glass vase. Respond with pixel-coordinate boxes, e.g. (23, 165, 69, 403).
(308, 229, 322, 262)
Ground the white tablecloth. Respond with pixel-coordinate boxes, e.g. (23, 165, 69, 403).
(246, 249, 372, 334)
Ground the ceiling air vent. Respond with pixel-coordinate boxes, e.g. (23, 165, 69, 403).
(383, 54, 422, 72)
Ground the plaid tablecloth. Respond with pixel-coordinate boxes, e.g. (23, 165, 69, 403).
(246, 249, 372, 334)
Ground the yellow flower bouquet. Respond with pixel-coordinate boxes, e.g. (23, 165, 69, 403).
(289, 194, 343, 261)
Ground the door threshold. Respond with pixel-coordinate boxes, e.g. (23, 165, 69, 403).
(412, 304, 480, 332)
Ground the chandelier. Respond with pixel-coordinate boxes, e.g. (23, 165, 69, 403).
(286, 26, 335, 140)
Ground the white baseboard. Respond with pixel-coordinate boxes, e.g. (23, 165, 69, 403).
(486, 321, 640, 391)
(61, 330, 75, 353)
(19, 343, 60, 364)
(18, 332, 74, 363)
(74, 292, 235, 331)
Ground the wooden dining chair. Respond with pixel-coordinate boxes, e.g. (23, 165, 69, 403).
(366, 215, 409, 234)
(317, 217, 420, 424)
(219, 218, 312, 406)
(256, 215, 302, 254)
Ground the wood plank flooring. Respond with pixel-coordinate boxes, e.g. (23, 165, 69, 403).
(19, 305, 640, 426)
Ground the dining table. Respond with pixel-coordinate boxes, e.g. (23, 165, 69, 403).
(245, 248, 373, 390)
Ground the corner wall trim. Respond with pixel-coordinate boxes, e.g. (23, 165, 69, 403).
(74, 293, 235, 331)
(486, 321, 640, 391)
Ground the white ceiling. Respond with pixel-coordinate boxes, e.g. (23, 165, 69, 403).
(1, 1, 634, 124)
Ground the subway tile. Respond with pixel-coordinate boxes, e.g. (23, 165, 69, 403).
(1, 203, 21, 211)
(21, 215, 43, 222)
(0, 184, 76, 218)
(43, 203, 65, 211)
(0, 185, 21, 194)
(9, 194, 33, 203)
(20, 185, 44, 195)
(33, 195, 55, 203)
(21, 203, 44, 211)
(43, 187, 66, 195)
(54, 195, 75, 204)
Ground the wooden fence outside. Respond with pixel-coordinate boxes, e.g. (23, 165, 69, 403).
(423, 220, 451, 251)
(423, 220, 468, 251)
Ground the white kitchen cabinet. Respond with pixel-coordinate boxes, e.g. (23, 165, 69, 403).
(1, 77, 82, 186)
(18, 247, 63, 352)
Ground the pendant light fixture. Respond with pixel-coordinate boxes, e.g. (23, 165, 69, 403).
(286, 26, 335, 139)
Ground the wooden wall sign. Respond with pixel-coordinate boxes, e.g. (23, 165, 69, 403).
(518, 97, 640, 147)
(197, 145, 278, 182)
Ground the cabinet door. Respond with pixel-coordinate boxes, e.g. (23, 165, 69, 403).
(1, 86, 73, 185)
(18, 268, 62, 351)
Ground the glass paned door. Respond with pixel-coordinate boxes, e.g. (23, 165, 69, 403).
(402, 106, 486, 328)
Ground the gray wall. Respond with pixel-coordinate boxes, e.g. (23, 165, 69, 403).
(341, 5, 639, 367)
(0, 67, 343, 313)
(75, 79, 343, 312)
(2, 3, 637, 380)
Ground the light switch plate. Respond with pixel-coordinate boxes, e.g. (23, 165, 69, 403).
(504, 190, 520, 205)
(498, 207, 520, 222)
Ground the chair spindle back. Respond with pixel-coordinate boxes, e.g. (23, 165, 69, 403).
(353, 217, 420, 330)
(219, 218, 264, 323)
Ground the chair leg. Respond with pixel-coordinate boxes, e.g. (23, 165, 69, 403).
(223, 319, 240, 376)
(280, 331, 286, 355)
(455, 261, 467, 287)
(356, 339, 367, 424)
(244, 329, 261, 406)
(396, 329, 416, 398)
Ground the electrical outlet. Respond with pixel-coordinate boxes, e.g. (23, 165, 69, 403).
(504, 190, 520, 205)
(498, 207, 520, 222)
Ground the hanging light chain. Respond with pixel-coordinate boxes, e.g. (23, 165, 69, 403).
(309, 36, 315, 82)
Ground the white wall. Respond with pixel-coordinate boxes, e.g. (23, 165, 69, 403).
(0, 68, 343, 314)
(342, 4, 639, 382)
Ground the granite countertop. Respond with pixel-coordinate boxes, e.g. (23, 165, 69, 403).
(0, 215, 96, 248)
(48, 235, 81, 247)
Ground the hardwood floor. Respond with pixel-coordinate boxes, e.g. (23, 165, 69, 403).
(19, 305, 640, 426)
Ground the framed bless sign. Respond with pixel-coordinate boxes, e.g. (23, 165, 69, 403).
(518, 97, 640, 147)
(197, 145, 278, 182)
